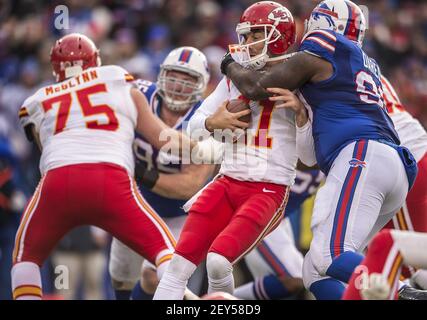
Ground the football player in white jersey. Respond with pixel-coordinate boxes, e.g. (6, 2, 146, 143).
(109, 47, 217, 300)
(153, 2, 315, 300)
(12, 33, 212, 300)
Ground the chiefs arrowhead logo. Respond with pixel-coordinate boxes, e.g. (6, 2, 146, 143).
(268, 7, 291, 22)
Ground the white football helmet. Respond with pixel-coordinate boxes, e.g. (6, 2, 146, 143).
(157, 46, 210, 112)
(305, 0, 367, 46)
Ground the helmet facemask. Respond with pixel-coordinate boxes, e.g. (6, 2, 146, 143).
(233, 21, 284, 70)
(157, 67, 204, 112)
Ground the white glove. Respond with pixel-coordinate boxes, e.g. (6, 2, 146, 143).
(192, 137, 224, 164)
(360, 273, 391, 300)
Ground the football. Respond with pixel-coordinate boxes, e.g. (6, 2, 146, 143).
(6, 0, 425, 304)
(226, 99, 251, 124)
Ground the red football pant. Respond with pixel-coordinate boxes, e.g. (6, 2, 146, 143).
(12, 163, 175, 267)
(383, 152, 427, 277)
(343, 229, 402, 300)
(175, 175, 289, 266)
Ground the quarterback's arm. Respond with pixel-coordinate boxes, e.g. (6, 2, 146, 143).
(132, 88, 195, 154)
(296, 119, 317, 167)
(152, 164, 216, 200)
(187, 77, 250, 137)
(225, 52, 331, 101)
(186, 78, 228, 137)
(266, 87, 317, 166)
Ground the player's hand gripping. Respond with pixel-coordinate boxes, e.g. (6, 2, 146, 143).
(205, 100, 251, 132)
(267, 88, 309, 128)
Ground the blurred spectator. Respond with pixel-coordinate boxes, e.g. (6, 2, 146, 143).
(0, 132, 26, 300)
(142, 24, 172, 76)
(57, 0, 113, 42)
(1, 1, 426, 138)
(115, 28, 154, 80)
(202, 45, 226, 95)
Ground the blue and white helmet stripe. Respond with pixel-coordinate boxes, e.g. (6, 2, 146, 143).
(305, 0, 366, 46)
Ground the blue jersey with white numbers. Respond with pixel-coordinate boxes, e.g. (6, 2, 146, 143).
(134, 79, 201, 217)
(299, 30, 400, 174)
(287, 169, 324, 214)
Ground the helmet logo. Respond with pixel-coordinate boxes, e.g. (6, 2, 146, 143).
(178, 49, 193, 63)
(268, 7, 291, 22)
(312, 4, 337, 28)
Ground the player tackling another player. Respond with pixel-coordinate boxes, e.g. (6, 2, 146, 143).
(11, 0, 427, 301)
(222, 0, 418, 300)
(257, 1, 427, 299)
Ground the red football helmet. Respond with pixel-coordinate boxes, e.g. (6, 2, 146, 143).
(50, 33, 101, 82)
(231, 1, 296, 69)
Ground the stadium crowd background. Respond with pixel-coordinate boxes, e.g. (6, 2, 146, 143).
(0, 0, 426, 299)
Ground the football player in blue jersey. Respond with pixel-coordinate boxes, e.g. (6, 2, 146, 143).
(109, 46, 217, 300)
(221, 0, 418, 299)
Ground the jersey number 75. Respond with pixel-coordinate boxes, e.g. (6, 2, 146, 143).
(42, 83, 119, 134)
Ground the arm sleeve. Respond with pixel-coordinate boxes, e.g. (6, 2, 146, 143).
(18, 95, 43, 141)
(133, 79, 157, 102)
(296, 118, 317, 167)
(186, 77, 230, 139)
(299, 30, 337, 65)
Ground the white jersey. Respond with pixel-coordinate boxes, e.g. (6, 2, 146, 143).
(18, 65, 138, 175)
(188, 77, 297, 186)
(382, 76, 427, 162)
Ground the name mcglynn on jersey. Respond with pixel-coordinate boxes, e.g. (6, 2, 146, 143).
(43, 69, 108, 95)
